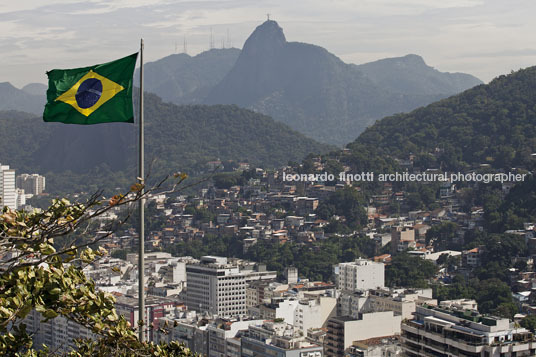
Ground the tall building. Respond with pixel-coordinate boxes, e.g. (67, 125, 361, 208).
(16, 173, 46, 195)
(0, 164, 16, 210)
(185, 256, 276, 318)
(284, 266, 298, 284)
(15, 188, 26, 209)
(294, 296, 337, 335)
(334, 258, 385, 292)
(401, 304, 536, 356)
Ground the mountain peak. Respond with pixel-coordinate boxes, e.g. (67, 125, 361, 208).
(0, 82, 17, 91)
(242, 20, 286, 55)
(400, 54, 426, 66)
(22, 83, 47, 96)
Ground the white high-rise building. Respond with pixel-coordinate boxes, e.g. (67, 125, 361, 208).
(16, 189, 26, 209)
(186, 256, 276, 318)
(0, 164, 17, 210)
(16, 173, 46, 195)
(334, 258, 385, 291)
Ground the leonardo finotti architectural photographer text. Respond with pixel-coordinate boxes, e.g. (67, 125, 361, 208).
(282, 171, 527, 183)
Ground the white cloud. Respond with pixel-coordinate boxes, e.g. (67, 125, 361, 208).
(0, 0, 535, 87)
(0, 1, 85, 14)
(0, 21, 74, 41)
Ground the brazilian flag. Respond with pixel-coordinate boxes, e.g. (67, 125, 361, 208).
(43, 53, 138, 125)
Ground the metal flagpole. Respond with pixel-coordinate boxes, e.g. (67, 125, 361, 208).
(138, 38, 145, 342)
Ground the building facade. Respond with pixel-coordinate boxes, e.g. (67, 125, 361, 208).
(241, 321, 324, 357)
(0, 164, 16, 209)
(324, 312, 402, 357)
(335, 259, 385, 292)
(186, 256, 276, 318)
(16, 173, 46, 195)
(401, 304, 536, 356)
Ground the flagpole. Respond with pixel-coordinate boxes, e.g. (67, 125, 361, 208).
(138, 38, 145, 343)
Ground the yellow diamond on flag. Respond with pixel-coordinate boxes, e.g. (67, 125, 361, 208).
(55, 70, 125, 117)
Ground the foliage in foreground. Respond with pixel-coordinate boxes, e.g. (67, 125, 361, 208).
(0, 176, 194, 356)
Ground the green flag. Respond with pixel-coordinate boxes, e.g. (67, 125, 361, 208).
(43, 53, 138, 125)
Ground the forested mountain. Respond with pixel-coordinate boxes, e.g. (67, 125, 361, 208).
(204, 20, 481, 145)
(347, 66, 536, 171)
(0, 93, 332, 193)
(136, 48, 240, 104)
(0, 111, 53, 170)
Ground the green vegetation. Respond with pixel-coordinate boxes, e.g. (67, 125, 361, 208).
(434, 277, 517, 319)
(164, 233, 376, 282)
(166, 234, 242, 260)
(0, 185, 192, 356)
(521, 315, 536, 332)
(212, 172, 247, 189)
(0, 111, 52, 173)
(489, 176, 536, 231)
(245, 234, 376, 281)
(385, 253, 438, 288)
(349, 66, 536, 171)
(111, 248, 128, 260)
(316, 186, 367, 231)
(426, 222, 458, 251)
(432, 230, 528, 319)
(0, 94, 332, 195)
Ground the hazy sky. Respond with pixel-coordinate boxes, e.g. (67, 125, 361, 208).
(1, 0, 535, 88)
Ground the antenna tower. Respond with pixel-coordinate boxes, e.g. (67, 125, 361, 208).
(209, 27, 214, 49)
(226, 28, 232, 48)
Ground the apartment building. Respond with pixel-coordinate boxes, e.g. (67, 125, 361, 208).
(334, 258, 385, 292)
(16, 173, 46, 195)
(185, 256, 276, 318)
(401, 304, 536, 356)
(0, 163, 16, 209)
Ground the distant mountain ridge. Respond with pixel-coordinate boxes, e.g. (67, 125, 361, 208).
(1, 20, 482, 146)
(0, 82, 44, 115)
(204, 20, 482, 145)
(21, 83, 47, 96)
(354, 54, 481, 96)
(136, 48, 240, 104)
